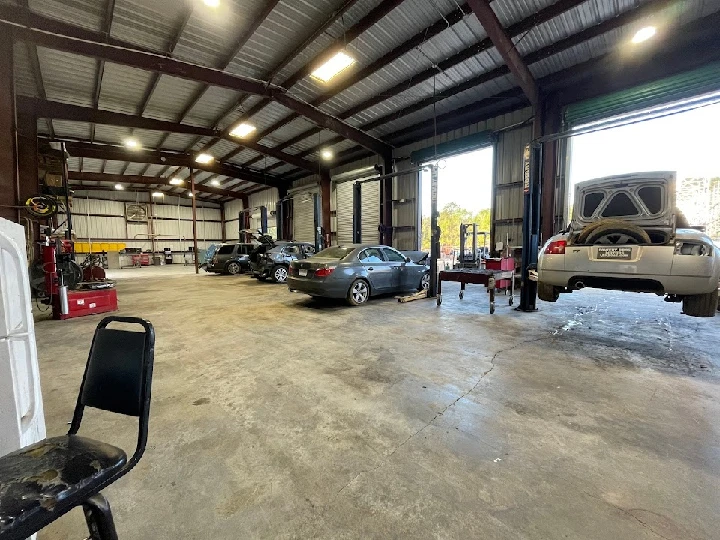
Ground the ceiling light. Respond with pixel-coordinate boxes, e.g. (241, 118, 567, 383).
(631, 26, 656, 44)
(188, 191, 194, 197)
(114, 183, 124, 190)
(229, 123, 257, 138)
(320, 149, 334, 160)
(124, 138, 140, 149)
(152, 191, 164, 198)
(195, 153, 214, 164)
(311, 51, 355, 82)
(210, 179, 220, 186)
(203, 0, 220, 7)
(169, 177, 184, 185)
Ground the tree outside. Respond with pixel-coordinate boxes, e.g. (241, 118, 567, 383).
(421, 203, 491, 251)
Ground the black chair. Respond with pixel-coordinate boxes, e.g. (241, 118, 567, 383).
(0, 316, 155, 540)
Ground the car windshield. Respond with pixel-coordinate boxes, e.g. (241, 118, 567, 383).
(315, 247, 354, 260)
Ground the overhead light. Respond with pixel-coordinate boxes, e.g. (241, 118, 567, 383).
(311, 51, 355, 82)
(203, 0, 219, 7)
(114, 183, 124, 190)
(188, 191, 194, 197)
(210, 179, 220, 186)
(124, 138, 140, 149)
(631, 26, 656, 44)
(320, 149, 334, 160)
(169, 177, 184, 185)
(229, 123, 257, 138)
(152, 191, 164, 198)
(195, 153, 214, 164)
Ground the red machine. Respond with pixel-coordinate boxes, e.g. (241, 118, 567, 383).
(42, 240, 118, 320)
(485, 257, 514, 290)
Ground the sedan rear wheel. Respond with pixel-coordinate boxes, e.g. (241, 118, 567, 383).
(272, 265, 288, 283)
(419, 273, 430, 291)
(347, 279, 370, 306)
(226, 262, 241, 275)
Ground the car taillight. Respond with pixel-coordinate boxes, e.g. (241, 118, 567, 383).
(544, 240, 566, 255)
(314, 267, 335, 278)
(288, 266, 297, 275)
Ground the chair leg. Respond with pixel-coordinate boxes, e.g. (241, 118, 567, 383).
(82, 494, 119, 540)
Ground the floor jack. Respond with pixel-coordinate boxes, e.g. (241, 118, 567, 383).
(43, 240, 118, 320)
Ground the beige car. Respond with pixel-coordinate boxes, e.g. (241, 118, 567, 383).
(537, 171, 720, 317)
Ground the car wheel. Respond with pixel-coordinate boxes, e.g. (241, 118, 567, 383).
(226, 262, 241, 275)
(419, 273, 430, 291)
(347, 279, 370, 306)
(272, 265, 289, 283)
(537, 281, 560, 302)
(580, 219, 651, 245)
(682, 289, 718, 317)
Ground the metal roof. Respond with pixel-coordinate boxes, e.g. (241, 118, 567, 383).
(9, 0, 720, 199)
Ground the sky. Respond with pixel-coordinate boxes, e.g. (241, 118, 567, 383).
(420, 146, 494, 217)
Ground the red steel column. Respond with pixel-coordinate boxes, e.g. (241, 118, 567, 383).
(0, 33, 19, 222)
(319, 170, 331, 245)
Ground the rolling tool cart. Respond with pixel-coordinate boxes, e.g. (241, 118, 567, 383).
(437, 256, 515, 314)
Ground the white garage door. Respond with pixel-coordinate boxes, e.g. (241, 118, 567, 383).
(293, 190, 316, 243)
(335, 181, 354, 245)
(361, 180, 380, 244)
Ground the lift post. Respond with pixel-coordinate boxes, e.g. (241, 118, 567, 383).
(428, 164, 440, 298)
(518, 143, 543, 312)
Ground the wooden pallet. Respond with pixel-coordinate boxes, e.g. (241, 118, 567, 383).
(395, 290, 428, 303)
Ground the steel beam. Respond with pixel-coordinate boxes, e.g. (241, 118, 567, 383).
(62, 141, 286, 188)
(467, 0, 538, 106)
(2, 15, 391, 156)
(67, 172, 247, 199)
(0, 32, 17, 222)
(21, 97, 318, 172)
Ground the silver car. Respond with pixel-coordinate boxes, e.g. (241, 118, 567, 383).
(537, 171, 720, 317)
(288, 245, 430, 305)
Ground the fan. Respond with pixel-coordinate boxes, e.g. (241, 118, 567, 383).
(126, 203, 148, 222)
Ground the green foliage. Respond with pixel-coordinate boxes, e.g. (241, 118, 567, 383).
(421, 204, 491, 250)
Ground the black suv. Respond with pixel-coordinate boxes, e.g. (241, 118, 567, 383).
(205, 243, 255, 274)
(251, 242, 316, 283)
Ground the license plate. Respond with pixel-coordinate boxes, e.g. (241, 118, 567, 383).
(597, 247, 632, 260)
(299, 269, 308, 276)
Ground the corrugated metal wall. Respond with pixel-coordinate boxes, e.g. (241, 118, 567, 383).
(360, 180, 380, 244)
(392, 159, 421, 250)
(224, 199, 244, 240)
(249, 188, 279, 237)
(291, 187, 318, 243)
(334, 180, 354, 245)
(60, 195, 222, 263)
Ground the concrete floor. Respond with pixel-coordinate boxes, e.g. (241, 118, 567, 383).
(33, 265, 720, 539)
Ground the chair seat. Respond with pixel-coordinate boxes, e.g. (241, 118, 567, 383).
(0, 435, 126, 538)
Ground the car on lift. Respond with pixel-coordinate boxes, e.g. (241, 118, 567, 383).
(251, 241, 316, 283)
(205, 242, 255, 275)
(537, 171, 720, 317)
(287, 245, 430, 305)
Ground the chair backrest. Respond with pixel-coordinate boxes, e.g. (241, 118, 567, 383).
(69, 316, 155, 471)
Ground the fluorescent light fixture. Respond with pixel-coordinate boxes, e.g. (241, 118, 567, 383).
(210, 179, 220, 186)
(631, 26, 656, 44)
(188, 191, 194, 197)
(229, 123, 257, 138)
(311, 51, 355, 82)
(114, 183, 124, 190)
(124, 138, 140, 149)
(320, 149, 334, 160)
(169, 177, 184, 185)
(152, 191, 164, 198)
(195, 153, 214, 164)
(203, 0, 220, 7)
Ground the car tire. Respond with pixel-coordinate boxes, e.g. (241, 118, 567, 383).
(579, 219, 651, 245)
(682, 289, 718, 317)
(226, 262, 241, 275)
(419, 272, 430, 291)
(272, 265, 289, 283)
(347, 279, 370, 306)
(537, 281, 560, 302)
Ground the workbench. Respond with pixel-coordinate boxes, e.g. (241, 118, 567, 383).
(436, 268, 515, 314)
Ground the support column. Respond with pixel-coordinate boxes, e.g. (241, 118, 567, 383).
(17, 111, 38, 254)
(0, 33, 18, 223)
(190, 168, 199, 274)
(220, 204, 226, 242)
(319, 170, 331, 246)
(541, 97, 562, 241)
(380, 154, 393, 246)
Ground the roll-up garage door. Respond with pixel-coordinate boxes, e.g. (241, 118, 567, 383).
(293, 190, 316, 243)
(565, 62, 720, 126)
(335, 181, 354, 245)
(361, 180, 380, 244)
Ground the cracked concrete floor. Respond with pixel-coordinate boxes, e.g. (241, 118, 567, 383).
(33, 266, 720, 539)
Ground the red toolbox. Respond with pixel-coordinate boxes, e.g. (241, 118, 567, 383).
(485, 257, 514, 290)
(53, 288, 118, 320)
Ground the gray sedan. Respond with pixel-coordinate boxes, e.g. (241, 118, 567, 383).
(288, 245, 430, 305)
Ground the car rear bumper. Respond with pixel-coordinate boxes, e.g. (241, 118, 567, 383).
(287, 277, 348, 298)
(539, 269, 718, 295)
